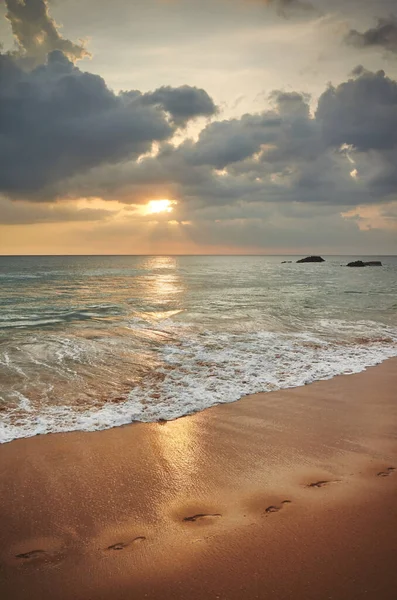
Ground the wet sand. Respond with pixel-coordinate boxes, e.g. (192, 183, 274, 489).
(1, 358, 397, 600)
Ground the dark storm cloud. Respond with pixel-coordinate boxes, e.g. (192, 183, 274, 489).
(5, 0, 89, 67)
(0, 50, 217, 198)
(182, 113, 282, 169)
(141, 86, 218, 126)
(55, 67, 397, 215)
(345, 15, 397, 55)
(175, 91, 317, 174)
(0, 1, 218, 200)
(165, 69, 397, 206)
(172, 90, 324, 199)
(316, 68, 397, 150)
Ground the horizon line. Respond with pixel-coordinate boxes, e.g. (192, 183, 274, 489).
(1, 254, 396, 258)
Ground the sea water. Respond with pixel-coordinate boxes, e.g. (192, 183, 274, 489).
(0, 255, 396, 444)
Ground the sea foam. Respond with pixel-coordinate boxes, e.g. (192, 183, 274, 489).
(1, 325, 396, 444)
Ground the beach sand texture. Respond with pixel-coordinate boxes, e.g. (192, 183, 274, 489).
(0, 358, 397, 599)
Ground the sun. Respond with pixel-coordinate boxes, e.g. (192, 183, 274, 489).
(146, 199, 174, 214)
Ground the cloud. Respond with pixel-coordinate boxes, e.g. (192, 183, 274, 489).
(0, 49, 217, 199)
(0, 195, 116, 225)
(345, 15, 397, 55)
(341, 201, 397, 231)
(141, 85, 218, 126)
(316, 68, 397, 151)
(181, 113, 283, 169)
(46, 67, 397, 218)
(244, 0, 316, 16)
(5, 0, 89, 67)
(316, 67, 397, 196)
(264, 0, 315, 14)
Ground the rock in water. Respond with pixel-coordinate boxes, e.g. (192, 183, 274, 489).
(347, 260, 366, 267)
(347, 260, 382, 267)
(296, 256, 325, 263)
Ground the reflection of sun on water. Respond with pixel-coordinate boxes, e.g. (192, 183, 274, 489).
(146, 199, 174, 214)
(137, 256, 185, 321)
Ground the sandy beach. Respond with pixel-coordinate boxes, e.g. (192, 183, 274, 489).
(1, 358, 397, 600)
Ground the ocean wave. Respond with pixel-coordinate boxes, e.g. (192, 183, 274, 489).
(0, 328, 396, 444)
(0, 305, 125, 329)
(0, 274, 40, 279)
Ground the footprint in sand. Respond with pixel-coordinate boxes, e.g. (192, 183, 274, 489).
(377, 467, 396, 478)
(6, 537, 66, 567)
(14, 548, 64, 566)
(106, 537, 146, 551)
(265, 500, 291, 515)
(306, 480, 334, 488)
(183, 513, 222, 523)
(16, 549, 47, 561)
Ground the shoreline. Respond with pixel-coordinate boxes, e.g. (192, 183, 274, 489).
(1, 358, 397, 599)
(2, 348, 397, 445)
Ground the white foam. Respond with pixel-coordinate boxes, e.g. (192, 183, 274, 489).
(0, 326, 396, 444)
(0, 274, 39, 279)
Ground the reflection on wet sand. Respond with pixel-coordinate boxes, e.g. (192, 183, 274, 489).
(151, 417, 202, 494)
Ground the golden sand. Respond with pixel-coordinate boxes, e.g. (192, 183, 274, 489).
(1, 358, 397, 599)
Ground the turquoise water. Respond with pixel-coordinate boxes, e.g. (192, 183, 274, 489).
(0, 255, 396, 443)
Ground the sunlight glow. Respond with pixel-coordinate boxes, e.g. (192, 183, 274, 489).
(146, 199, 174, 214)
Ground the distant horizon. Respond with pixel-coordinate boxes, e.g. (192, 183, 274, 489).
(1, 254, 396, 258)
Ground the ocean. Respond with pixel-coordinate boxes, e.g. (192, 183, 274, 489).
(0, 255, 396, 444)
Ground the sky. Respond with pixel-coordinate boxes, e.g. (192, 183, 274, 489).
(0, 0, 397, 255)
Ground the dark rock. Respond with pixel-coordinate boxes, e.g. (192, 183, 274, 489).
(347, 260, 382, 267)
(347, 260, 366, 267)
(281, 261, 292, 264)
(296, 256, 325, 263)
